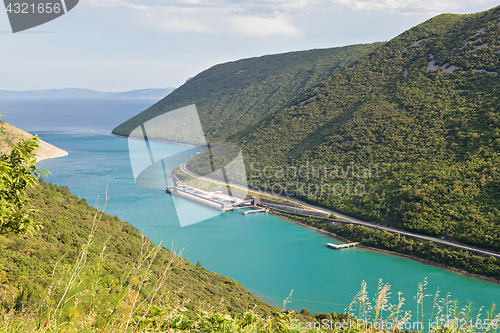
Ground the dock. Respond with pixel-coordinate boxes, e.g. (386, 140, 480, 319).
(234, 206, 267, 215)
(326, 242, 360, 250)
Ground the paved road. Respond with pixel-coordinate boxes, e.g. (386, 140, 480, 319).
(180, 162, 331, 213)
(180, 163, 500, 259)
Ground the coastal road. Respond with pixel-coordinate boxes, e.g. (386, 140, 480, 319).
(179, 162, 331, 214)
(179, 163, 500, 259)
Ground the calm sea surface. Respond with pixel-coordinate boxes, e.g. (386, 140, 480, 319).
(1, 99, 499, 316)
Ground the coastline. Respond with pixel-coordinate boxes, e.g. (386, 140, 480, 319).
(111, 133, 208, 149)
(113, 133, 500, 286)
(273, 212, 500, 285)
(35, 139, 69, 163)
(0, 120, 68, 163)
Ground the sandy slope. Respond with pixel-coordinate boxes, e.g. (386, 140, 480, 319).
(34, 139, 68, 163)
(0, 121, 68, 163)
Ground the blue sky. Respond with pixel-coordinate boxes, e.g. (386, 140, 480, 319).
(0, 0, 498, 91)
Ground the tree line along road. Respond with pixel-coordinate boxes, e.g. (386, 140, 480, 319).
(180, 163, 500, 260)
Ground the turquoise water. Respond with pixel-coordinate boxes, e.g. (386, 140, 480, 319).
(2, 99, 500, 316)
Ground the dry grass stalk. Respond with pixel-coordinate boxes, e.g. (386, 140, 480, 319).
(51, 188, 109, 320)
(122, 239, 184, 332)
(130, 243, 184, 332)
(282, 289, 293, 311)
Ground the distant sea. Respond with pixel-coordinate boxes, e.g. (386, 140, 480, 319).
(1, 99, 499, 315)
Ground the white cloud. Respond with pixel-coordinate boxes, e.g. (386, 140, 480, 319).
(83, 0, 500, 38)
(86, 0, 499, 13)
(158, 18, 209, 32)
(85, 0, 307, 36)
(87, 0, 311, 10)
(229, 14, 302, 36)
(327, 0, 500, 14)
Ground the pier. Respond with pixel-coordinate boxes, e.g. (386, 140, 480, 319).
(234, 206, 267, 215)
(326, 242, 360, 250)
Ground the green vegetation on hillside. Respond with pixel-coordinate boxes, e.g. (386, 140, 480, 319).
(0, 180, 277, 318)
(112, 43, 384, 143)
(231, 6, 500, 251)
(116, 5, 500, 254)
(1, 118, 47, 235)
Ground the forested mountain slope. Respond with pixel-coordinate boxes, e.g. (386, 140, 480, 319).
(233, 6, 500, 251)
(112, 43, 384, 142)
(0, 180, 277, 315)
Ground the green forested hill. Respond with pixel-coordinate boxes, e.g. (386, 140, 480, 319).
(0, 180, 277, 316)
(233, 6, 500, 250)
(112, 5, 500, 255)
(112, 43, 384, 142)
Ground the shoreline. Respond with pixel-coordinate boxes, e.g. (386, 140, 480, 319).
(111, 133, 208, 149)
(36, 154, 68, 163)
(273, 212, 500, 285)
(113, 133, 500, 285)
(35, 139, 69, 163)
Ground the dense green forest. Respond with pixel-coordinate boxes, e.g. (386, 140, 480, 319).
(232, 6, 500, 251)
(115, 5, 500, 254)
(112, 43, 384, 143)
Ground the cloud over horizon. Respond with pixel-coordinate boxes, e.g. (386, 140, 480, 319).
(88, 0, 500, 15)
(83, 0, 500, 37)
(328, 0, 499, 14)
(1, 0, 499, 91)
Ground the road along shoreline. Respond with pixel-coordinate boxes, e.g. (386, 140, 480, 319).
(180, 161, 500, 260)
(275, 213, 500, 285)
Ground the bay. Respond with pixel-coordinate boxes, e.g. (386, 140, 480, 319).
(1, 99, 499, 317)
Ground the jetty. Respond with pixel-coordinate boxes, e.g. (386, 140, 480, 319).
(326, 242, 360, 250)
(234, 206, 267, 215)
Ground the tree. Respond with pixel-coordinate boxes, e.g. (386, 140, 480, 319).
(0, 131, 48, 235)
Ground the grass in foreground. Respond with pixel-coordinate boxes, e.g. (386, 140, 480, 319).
(0, 183, 498, 332)
(1, 201, 498, 332)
